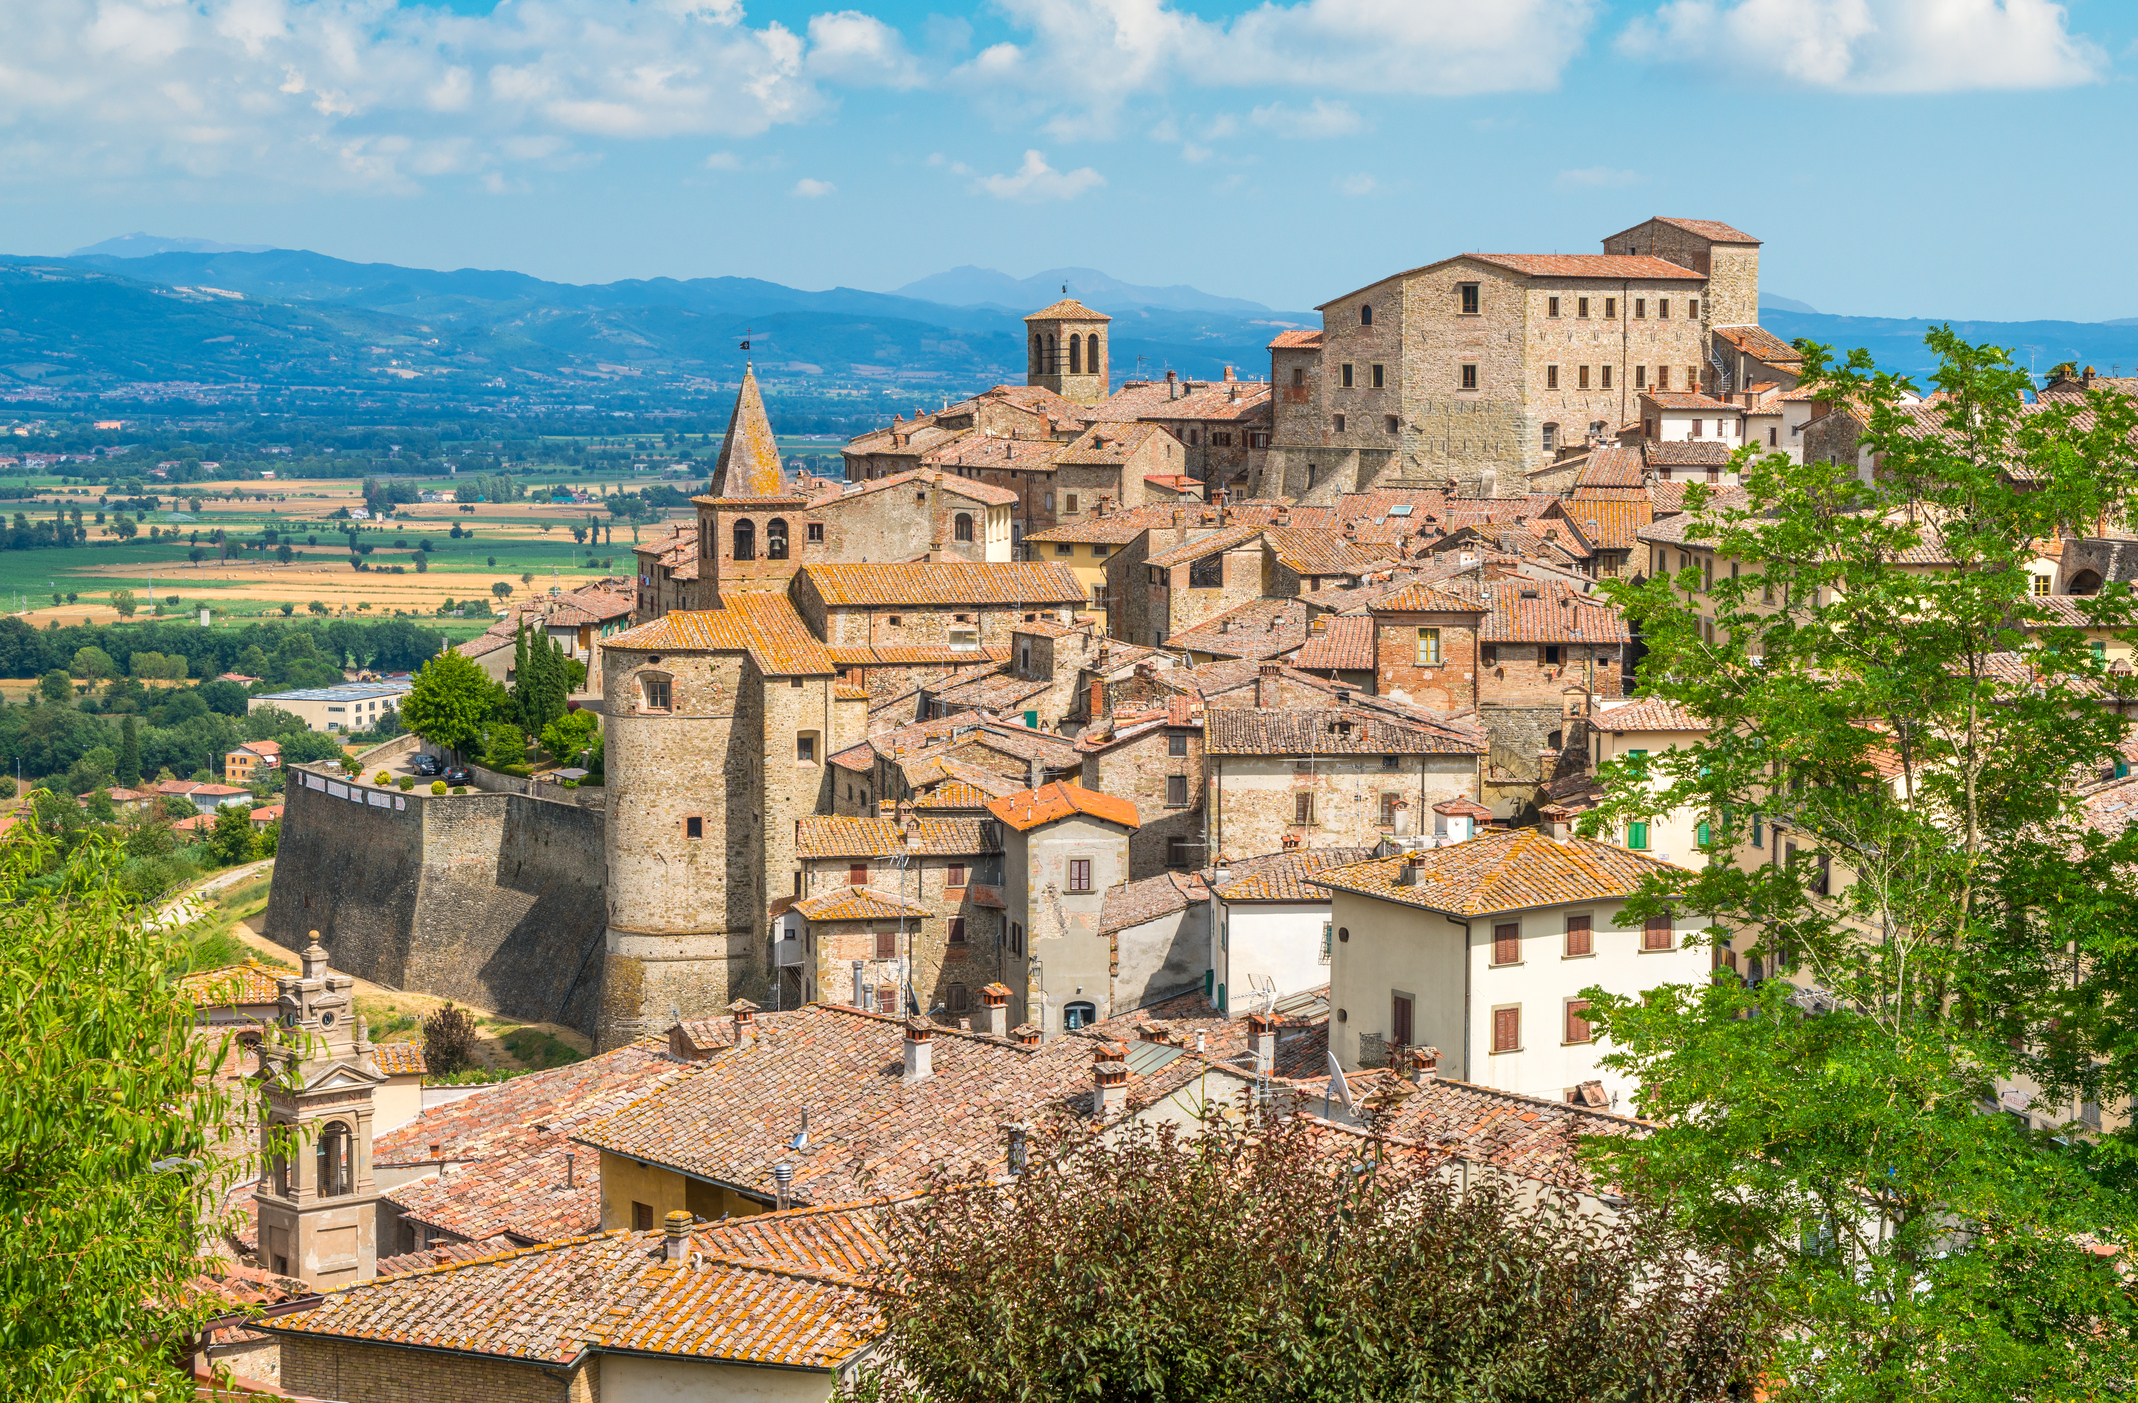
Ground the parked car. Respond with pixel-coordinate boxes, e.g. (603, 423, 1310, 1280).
(444, 766, 473, 786)
(411, 754, 442, 776)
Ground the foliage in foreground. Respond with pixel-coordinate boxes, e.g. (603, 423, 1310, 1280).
(0, 819, 259, 1399)
(841, 1113, 1770, 1403)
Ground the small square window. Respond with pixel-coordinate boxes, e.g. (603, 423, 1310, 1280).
(1386, 415, 1401, 434)
(1333, 414, 1346, 433)
(1056, 543, 1073, 555)
(850, 862, 868, 885)
(1460, 364, 1478, 391)
(1644, 913, 1673, 950)
(874, 930, 898, 960)
(887, 615, 903, 628)
(685, 816, 703, 839)
(1415, 627, 1441, 666)
(641, 676, 671, 711)
(797, 735, 816, 762)
(1167, 733, 1187, 757)
(1064, 493, 1079, 514)
(1459, 283, 1480, 315)
(806, 522, 824, 542)
(1166, 837, 1191, 867)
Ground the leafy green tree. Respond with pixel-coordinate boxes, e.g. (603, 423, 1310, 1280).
(276, 731, 346, 766)
(540, 709, 599, 767)
(401, 650, 494, 756)
(480, 720, 528, 771)
(846, 1113, 1769, 1403)
(69, 647, 113, 682)
(204, 802, 258, 866)
(0, 822, 260, 1395)
(116, 715, 141, 789)
(38, 669, 71, 704)
(1581, 330, 2138, 1401)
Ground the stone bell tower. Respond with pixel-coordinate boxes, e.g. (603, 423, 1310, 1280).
(254, 934, 383, 1288)
(1025, 295, 1112, 405)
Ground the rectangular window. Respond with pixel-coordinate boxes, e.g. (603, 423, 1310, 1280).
(685, 816, 704, 840)
(1634, 365, 1647, 389)
(1166, 837, 1191, 867)
(947, 863, 967, 887)
(1293, 792, 1314, 826)
(1380, 792, 1399, 825)
(797, 735, 815, 762)
(1547, 365, 1559, 390)
(1056, 542, 1073, 555)
(1333, 414, 1346, 434)
(1460, 364, 1478, 391)
(849, 862, 869, 885)
(1600, 365, 1612, 390)
(1067, 858, 1092, 892)
(1064, 493, 1079, 514)
(1643, 913, 1673, 950)
(1604, 297, 1617, 319)
(1688, 298, 1699, 319)
(1688, 366, 1700, 392)
(1635, 298, 1646, 318)
(1392, 993, 1414, 1047)
(1769, 427, 1778, 446)
(1166, 774, 1188, 807)
(1578, 365, 1591, 390)
(1691, 418, 1703, 438)
(1480, 642, 1498, 667)
(642, 676, 671, 711)
(1565, 999, 1593, 1044)
(1656, 366, 1669, 390)
(1459, 283, 1480, 315)
(1340, 363, 1354, 389)
(948, 918, 966, 945)
(1493, 922, 1520, 965)
(633, 1202, 654, 1232)
(1371, 363, 1385, 389)
(1627, 820, 1650, 850)
(1548, 296, 1561, 318)
(1751, 812, 1764, 848)
(1386, 414, 1401, 434)
(875, 930, 898, 960)
(1544, 644, 1562, 665)
(1009, 922, 1023, 955)
(1492, 1006, 1520, 1053)
(1565, 912, 1592, 957)
(1659, 299, 1670, 319)
(1167, 732, 1188, 757)
(1415, 627, 1441, 666)
(1577, 297, 1590, 319)
(1291, 367, 1305, 387)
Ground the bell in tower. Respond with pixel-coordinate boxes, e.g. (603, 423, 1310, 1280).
(1023, 293, 1112, 406)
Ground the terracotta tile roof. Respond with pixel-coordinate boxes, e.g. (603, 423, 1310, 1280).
(1486, 582, 1629, 644)
(1168, 599, 1310, 662)
(1024, 297, 1111, 322)
(709, 366, 787, 499)
(182, 959, 283, 1007)
(987, 779, 1139, 832)
(270, 1205, 886, 1370)
(1084, 379, 1274, 425)
(375, 1234, 520, 1278)
(1057, 421, 1173, 466)
(371, 1041, 428, 1076)
(1552, 499, 1651, 552)
(1712, 323, 1800, 365)
(921, 435, 1067, 474)
(1205, 708, 1486, 757)
(1645, 215, 1760, 244)
(1593, 699, 1706, 733)
(603, 598, 835, 676)
(577, 1006, 1182, 1205)
(1314, 1073, 1643, 1190)
(795, 887, 934, 922)
(1641, 392, 1738, 412)
(1089, 985, 1331, 1080)
(1633, 488, 1757, 544)
(1306, 830, 1689, 916)
(160, 779, 249, 797)
(1213, 847, 1376, 902)
(832, 683, 870, 701)
(1298, 574, 1435, 614)
(1262, 527, 1397, 578)
(927, 671, 1051, 714)
(374, 1042, 688, 1171)
(1100, 871, 1210, 935)
(827, 643, 1013, 667)
(1467, 253, 1704, 281)
(239, 739, 282, 758)
(1572, 444, 1646, 490)
(1267, 329, 1323, 350)
(1643, 440, 1735, 467)
(799, 562, 1084, 608)
(1292, 615, 1375, 671)
(794, 816, 995, 859)
(1144, 523, 1265, 568)
(1368, 581, 1485, 614)
(809, 468, 1021, 509)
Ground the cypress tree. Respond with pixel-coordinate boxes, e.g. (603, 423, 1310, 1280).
(117, 716, 141, 789)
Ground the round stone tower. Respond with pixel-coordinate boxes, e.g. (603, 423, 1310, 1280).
(1024, 296, 1112, 405)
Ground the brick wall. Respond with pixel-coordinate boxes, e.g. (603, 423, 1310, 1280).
(281, 1334, 593, 1403)
(1371, 610, 1482, 713)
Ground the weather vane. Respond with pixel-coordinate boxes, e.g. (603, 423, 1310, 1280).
(739, 327, 755, 352)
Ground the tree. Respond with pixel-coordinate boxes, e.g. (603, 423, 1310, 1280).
(540, 709, 598, 767)
(492, 581, 512, 601)
(307, 600, 328, 615)
(423, 1002, 478, 1074)
(480, 720, 527, 771)
(205, 802, 258, 866)
(1580, 330, 2138, 1401)
(400, 649, 493, 756)
(411, 551, 428, 573)
(0, 823, 260, 1395)
(278, 730, 347, 766)
(39, 669, 71, 704)
(847, 1113, 1768, 1403)
(116, 715, 141, 788)
(276, 544, 293, 565)
(69, 647, 113, 682)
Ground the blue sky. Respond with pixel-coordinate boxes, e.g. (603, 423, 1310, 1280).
(4, 0, 2134, 320)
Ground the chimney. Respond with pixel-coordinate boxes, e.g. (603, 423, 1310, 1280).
(729, 998, 759, 1050)
(1001, 1121, 1032, 1176)
(1406, 1045, 1439, 1084)
(663, 1209, 691, 1262)
(1256, 663, 1280, 708)
(772, 1160, 795, 1211)
(1223, 365, 1236, 381)
(1012, 1023, 1042, 1046)
(1087, 678, 1107, 722)
(1166, 369, 1179, 400)
(1246, 1012, 1278, 1074)
(1092, 1043, 1129, 1118)
(979, 982, 1012, 1038)
(564, 1150, 576, 1188)
(903, 1016, 936, 1083)
(1396, 853, 1430, 886)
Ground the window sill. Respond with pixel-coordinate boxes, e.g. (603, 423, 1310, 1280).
(1488, 960, 1524, 969)
(1561, 1039, 1594, 1048)
(1561, 952, 1596, 960)
(1638, 944, 1678, 954)
(1489, 1046, 1523, 1056)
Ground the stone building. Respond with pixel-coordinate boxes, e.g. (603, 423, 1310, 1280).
(692, 365, 818, 608)
(790, 561, 1086, 652)
(1080, 369, 1273, 491)
(990, 781, 1141, 1035)
(1077, 694, 1207, 879)
(1026, 296, 1112, 404)
(1052, 421, 1191, 524)
(631, 523, 698, 622)
(1261, 216, 1762, 501)
(826, 712, 1082, 820)
(805, 469, 1017, 563)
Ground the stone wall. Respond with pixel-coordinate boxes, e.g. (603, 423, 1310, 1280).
(281, 1335, 593, 1403)
(263, 773, 609, 1036)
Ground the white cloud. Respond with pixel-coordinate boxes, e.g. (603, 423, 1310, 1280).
(1556, 166, 1641, 187)
(1249, 98, 1363, 138)
(1616, 0, 2105, 91)
(1336, 172, 1379, 196)
(969, 149, 1104, 201)
(791, 176, 837, 197)
(703, 150, 744, 170)
(0, 0, 871, 191)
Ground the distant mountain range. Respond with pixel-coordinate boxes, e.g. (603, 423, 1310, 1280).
(7, 238, 2138, 407)
(70, 232, 274, 258)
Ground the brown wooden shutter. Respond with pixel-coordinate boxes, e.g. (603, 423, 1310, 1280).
(1493, 1006, 1520, 1052)
(1644, 912, 1672, 950)
(1564, 913, 1592, 956)
(1391, 994, 1414, 1048)
(874, 930, 898, 960)
(1565, 999, 1592, 1043)
(849, 862, 868, 886)
(948, 918, 966, 944)
(1493, 923, 1520, 965)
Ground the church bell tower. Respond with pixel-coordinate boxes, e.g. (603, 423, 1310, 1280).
(1024, 295, 1112, 405)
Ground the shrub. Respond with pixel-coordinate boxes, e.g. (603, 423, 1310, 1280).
(422, 1003, 479, 1075)
(373, 771, 391, 785)
(431, 780, 447, 795)
(452, 786, 467, 795)
(397, 776, 414, 792)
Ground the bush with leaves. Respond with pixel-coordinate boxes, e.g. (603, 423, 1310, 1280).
(843, 1112, 1769, 1403)
(423, 1003, 479, 1075)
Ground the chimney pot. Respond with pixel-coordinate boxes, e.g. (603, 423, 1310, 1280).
(1001, 1121, 1032, 1175)
(663, 1209, 692, 1261)
(979, 982, 1012, 1038)
(1246, 1012, 1278, 1074)
(1012, 1022, 1042, 1046)
(729, 998, 759, 1049)
(903, 1016, 937, 1083)
(1092, 1045, 1130, 1118)
(1406, 1046, 1440, 1084)
(772, 1160, 795, 1211)
(564, 1149, 576, 1188)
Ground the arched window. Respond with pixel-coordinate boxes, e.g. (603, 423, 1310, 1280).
(1063, 1001, 1096, 1031)
(766, 518, 788, 560)
(1087, 333, 1101, 374)
(1030, 334, 1042, 374)
(1360, 304, 1373, 325)
(732, 518, 755, 561)
(2069, 569, 2104, 596)
(317, 1120, 353, 1198)
(1047, 334, 1056, 371)
(954, 512, 974, 543)
(1069, 333, 1082, 374)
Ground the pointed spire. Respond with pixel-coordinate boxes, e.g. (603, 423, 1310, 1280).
(709, 366, 785, 499)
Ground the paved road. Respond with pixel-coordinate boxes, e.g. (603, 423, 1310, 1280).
(152, 856, 276, 931)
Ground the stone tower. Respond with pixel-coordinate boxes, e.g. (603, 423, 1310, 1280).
(1602, 216, 1761, 329)
(1024, 296, 1112, 405)
(695, 365, 814, 608)
(254, 936, 382, 1288)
